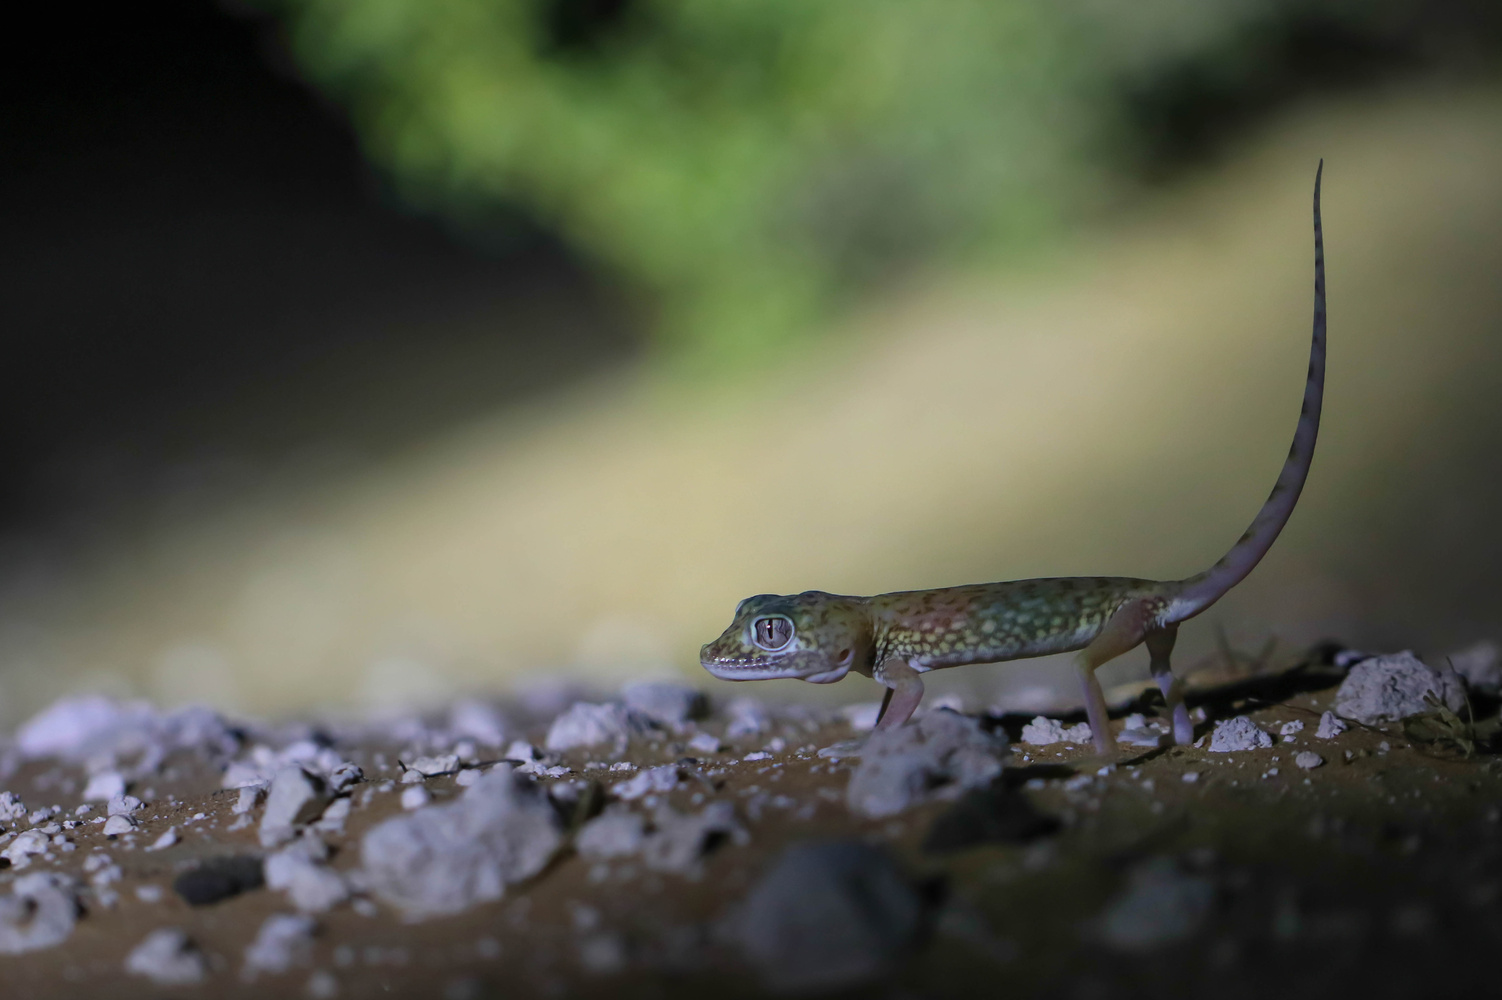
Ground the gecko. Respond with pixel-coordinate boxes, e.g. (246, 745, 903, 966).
(700, 162, 1327, 755)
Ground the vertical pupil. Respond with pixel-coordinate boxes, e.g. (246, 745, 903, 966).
(757, 619, 788, 647)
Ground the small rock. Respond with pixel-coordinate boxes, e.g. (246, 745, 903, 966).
(401, 755, 459, 782)
(1334, 651, 1464, 725)
(922, 786, 1059, 853)
(1117, 725, 1164, 748)
(360, 768, 563, 919)
(102, 815, 137, 837)
(265, 848, 349, 913)
(610, 765, 680, 801)
(1208, 717, 1273, 753)
(687, 732, 722, 755)
(0, 874, 79, 954)
(400, 787, 430, 811)
(173, 855, 266, 906)
(847, 710, 1007, 818)
(641, 802, 746, 876)
(243, 913, 317, 980)
(233, 786, 264, 815)
(0, 792, 26, 823)
(448, 700, 509, 746)
(1020, 717, 1093, 746)
(544, 703, 631, 755)
(260, 767, 333, 848)
(722, 840, 925, 994)
(1295, 752, 1324, 770)
(725, 698, 771, 737)
(1449, 640, 1500, 694)
(839, 703, 883, 732)
(1315, 711, 1348, 739)
(314, 798, 352, 834)
(125, 928, 207, 985)
(107, 794, 143, 816)
(1279, 720, 1305, 737)
(575, 808, 647, 860)
(306, 969, 340, 998)
(1096, 857, 1214, 951)
(146, 827, 179, 852)
(621, 682, 707, 731)
(82, 771, 127, 803)
(1, 830, 51, 869)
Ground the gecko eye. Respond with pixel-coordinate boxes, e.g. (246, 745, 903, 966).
(751, 616, 794, 651)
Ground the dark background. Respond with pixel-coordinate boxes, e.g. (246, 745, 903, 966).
(0, 0, 634, 530)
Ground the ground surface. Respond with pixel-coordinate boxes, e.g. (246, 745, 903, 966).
(0, 662, 1499, 999)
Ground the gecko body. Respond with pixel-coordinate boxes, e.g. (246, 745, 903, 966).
(701, 163, 1328, 754)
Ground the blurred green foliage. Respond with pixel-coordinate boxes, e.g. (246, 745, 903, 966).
(254, 0, 1497, 371)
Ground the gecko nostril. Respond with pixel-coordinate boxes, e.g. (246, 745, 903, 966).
(836, 648, 852, 665)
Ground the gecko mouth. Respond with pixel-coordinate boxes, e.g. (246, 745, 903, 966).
(700, 653, 806, 681)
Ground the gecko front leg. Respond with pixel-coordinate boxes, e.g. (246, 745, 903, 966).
(873, 658, 924, 732)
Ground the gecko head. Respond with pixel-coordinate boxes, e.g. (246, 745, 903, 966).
(700, 591, 871, 684)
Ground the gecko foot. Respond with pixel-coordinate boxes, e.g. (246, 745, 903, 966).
(816, 739, 866, 760)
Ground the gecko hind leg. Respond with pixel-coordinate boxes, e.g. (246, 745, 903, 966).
(1145, 624, 1194, 745)
(1075, 599, 1153, 755)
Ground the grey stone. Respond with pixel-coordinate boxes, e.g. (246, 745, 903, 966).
(1315, 711, 1348, 740)
(641, 803, 746, 876)
(724, 698, 771, 738)
(242, 913, 317, 980)
(1334, 651, 1464, 725)
(360, 768, 562, 919)
(846, 710, 1007, 818)
(0, 874, 79, 954)
(125, 928, 207, 985)
(621, 682, 707, 731)
(1208, 716, 1273, 753)
(544, 703, 631, 755)
(575, 808, 647, 860)
(1020, 716, 1092, 746)
(1448, 640, 1500, 694)
(259, 767, 332, 848)
(265, 846, 349, 913)
(723, 840, 924, 994)
(1096, 857, 1214, 951)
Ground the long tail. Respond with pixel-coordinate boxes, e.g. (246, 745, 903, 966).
(1167, 160, 1326, 623)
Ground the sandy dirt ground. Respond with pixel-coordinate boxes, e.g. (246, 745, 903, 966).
(0, 646, 1497, 999)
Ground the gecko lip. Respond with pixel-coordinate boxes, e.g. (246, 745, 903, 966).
(700, 654, 812, 682)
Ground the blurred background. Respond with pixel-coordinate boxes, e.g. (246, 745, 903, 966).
(1, 0, 1500, 725)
